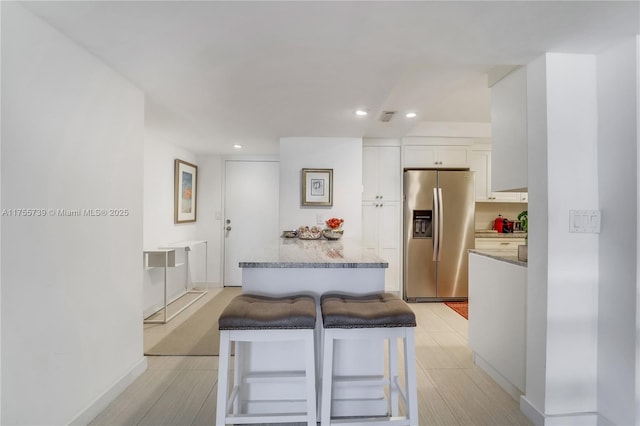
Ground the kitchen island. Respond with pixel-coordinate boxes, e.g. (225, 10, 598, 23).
(239, 238, 389, 418)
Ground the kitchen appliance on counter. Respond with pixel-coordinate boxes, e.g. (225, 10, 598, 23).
(493, 215, 518, 233)
(404, 169, 475, 301)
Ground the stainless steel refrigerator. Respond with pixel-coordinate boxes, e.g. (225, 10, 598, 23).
(403, 169, 475, 301)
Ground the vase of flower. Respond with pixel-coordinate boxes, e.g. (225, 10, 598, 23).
(517, 210, 528, 261)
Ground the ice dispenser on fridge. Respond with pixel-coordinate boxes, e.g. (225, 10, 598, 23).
(413, 210, 432, 238)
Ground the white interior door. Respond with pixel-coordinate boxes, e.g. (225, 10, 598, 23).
(223, 160, 279, 286)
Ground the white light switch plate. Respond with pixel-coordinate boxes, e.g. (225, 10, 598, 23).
(569, 210, 601, 233)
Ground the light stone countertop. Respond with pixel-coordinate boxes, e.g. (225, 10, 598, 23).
(474, 232, 527, 239)
(239, 238, 389, 269)
(469, 249, 527, 267)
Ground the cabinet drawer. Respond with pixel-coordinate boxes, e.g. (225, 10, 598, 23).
(475, 238, 525, 251)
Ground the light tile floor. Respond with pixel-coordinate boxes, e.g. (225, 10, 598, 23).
(91, 296, 532, 426)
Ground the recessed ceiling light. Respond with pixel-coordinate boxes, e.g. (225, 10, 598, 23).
(233, 144, 243, 149)
(355, 110, 368, 117)
(406, 112, 417, 118)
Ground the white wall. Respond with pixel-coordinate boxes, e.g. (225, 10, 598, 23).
(142, 134, 223, 314)
(637, 35, 640, 426)
(195, 155, 223, 287)
(596, 37, 638, 426)
(279, 138, 363, 240)
(544, 53, 599, 416)
(143, 132, 200, 249)
(0, 3, 3, 420)
(524, 53, 600, 423)
(1, 3, 145, 424)
(406, 121, 491, 138)
(523, 53, 549, 416)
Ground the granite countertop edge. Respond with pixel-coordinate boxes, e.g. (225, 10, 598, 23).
(240, 261, 389, 269)
(469, 249, 528, 267)
(239, 239, 389, 269)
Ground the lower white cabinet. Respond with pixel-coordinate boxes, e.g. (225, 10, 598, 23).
(362, 202, 401, 293)
(468, 253, 526, 398)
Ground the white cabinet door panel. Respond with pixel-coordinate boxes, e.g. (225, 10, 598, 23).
(362, 147, 380, 202)
(470, 150, 491, 201)
(438, 146, 469, 166)
(403, 146, 437, 168)
(362, 202, 401, 292)
(378, 147, 401, 201)
(363, 146, 401, 201)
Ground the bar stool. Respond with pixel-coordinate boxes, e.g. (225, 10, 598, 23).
(320, 292, 418, 426)
(216, 293, 317, 426)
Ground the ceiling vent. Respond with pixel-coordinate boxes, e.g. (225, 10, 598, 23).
(379, 111, 396, 122)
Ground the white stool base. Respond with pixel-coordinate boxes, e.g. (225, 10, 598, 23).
(320, 327, 418, 426)
(216, 328, 317, 426)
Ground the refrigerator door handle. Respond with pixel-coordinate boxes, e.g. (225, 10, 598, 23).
(437, 188, 444, 261)
(433, 188, 439, 261)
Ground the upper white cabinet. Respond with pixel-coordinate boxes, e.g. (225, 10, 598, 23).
(470, 146, 528, 203)
(491, 67, 528, 192)
(403, 145, 469, 168)
(362, 145, 401, 202)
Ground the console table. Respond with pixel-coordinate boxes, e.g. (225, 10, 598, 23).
(143, 240, 208, 324)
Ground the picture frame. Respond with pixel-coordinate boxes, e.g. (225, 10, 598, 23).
(301, 168, 333, 206)
(174, 159, 198, 223)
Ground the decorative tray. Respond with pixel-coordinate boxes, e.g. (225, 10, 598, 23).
(298, 226, 323, 240)
(299, 234, 322, 240)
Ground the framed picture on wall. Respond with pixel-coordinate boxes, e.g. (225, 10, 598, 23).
(174, 159, 198, 223)
(301, 168, 333, 206)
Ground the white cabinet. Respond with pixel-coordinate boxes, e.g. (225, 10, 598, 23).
(362, 202, 401, 293)
(403, 145, 469, 168)
(363, 146, 401, 201)
(362, 143, 402, 293)
(470, 147, 528, 203)
(491, 66, 528, 191)
(468, 253, 526, 398)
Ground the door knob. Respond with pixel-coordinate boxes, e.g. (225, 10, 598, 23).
(226, 226, 232, 231)
(226, 219, 231, 224)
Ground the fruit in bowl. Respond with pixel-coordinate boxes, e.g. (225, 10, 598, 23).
(325, 217, 344, 230)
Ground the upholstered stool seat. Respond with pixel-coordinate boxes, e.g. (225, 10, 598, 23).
(218, 293, 317, 330)
(216, 293, 317, 426)
(320, 292, 418, 426)
(321, 292, 417, 329)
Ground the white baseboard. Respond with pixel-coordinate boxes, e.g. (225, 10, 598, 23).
(473, 352, 523, 401)
(519, 396, 598, 426)
(520, 396, 545, 426)
(544, 413, 598, 426)
(597, 414, 614, 426)
(68, 357, 148, 425)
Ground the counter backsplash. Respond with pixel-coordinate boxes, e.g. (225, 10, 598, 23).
(475, 201, 527, 231)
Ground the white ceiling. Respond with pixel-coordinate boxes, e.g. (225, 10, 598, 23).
(22, 1, 640, 155)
